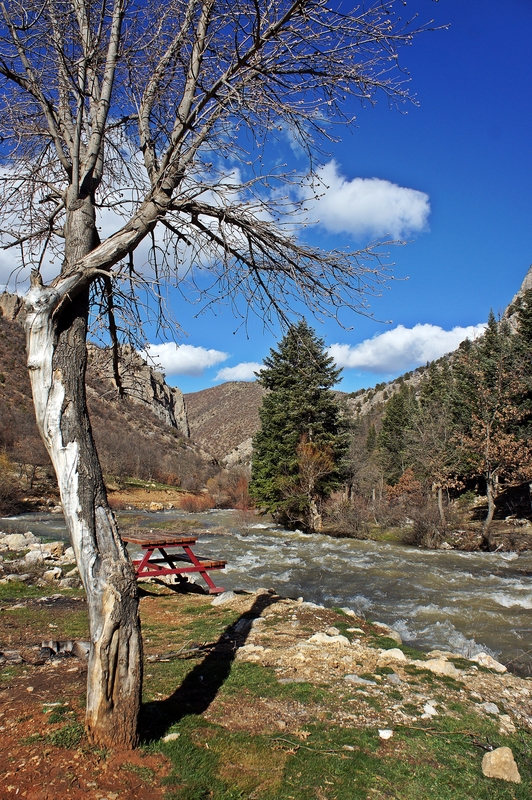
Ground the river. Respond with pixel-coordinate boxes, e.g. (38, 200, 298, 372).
(2, 508, 532, 674)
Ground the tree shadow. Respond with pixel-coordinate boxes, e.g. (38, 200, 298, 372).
(139, 591, 280, 742)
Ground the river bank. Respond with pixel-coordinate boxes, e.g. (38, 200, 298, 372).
(2, 509, 532, 676)
(0, 579, 531, 798)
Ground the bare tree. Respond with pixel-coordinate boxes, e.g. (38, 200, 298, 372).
(0, 0, 430, 746)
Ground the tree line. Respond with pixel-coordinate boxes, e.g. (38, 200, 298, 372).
(250, 293, 532, 545)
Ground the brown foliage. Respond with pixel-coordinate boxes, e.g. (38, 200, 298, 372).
(179, 493, 215, 512)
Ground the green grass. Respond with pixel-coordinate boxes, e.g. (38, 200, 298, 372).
(151, 710, 532, 800)
(46, 722, 85, 749)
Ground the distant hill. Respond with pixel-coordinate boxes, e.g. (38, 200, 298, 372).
(185, 381, 265, 463)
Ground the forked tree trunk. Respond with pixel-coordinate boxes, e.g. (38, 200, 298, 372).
(24, 198, 142, 748)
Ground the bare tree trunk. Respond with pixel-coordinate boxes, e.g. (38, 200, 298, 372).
(482, 474, 496, 547)
(308, 496, 323, 533)
(437, 486, 446, 528)
(24, 199, 142, 748)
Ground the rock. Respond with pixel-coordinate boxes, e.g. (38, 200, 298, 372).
(24, 550, 45, 564)
(59, 577, 81, 588)
(43, 567, 62, 582)
(498, 715, 516, 735)
(71, 641, 90, 660)
(481, 747, 521, 783)
(386, 673, 402, 685)
(211, 590, 237, 606)
(422, 703, 438, 718)
(325, 626, 341, 636)
(42, 541, 65, 557)
(377, 648, 407, 664)
(378, 729, 394, 740)
(340, 607, 357, 617)
(308, 632, 350, 646)
(373, 622, 403, 645)
(4, 573, 31, 582)
(3, 533, 30, 550)
(470, 652, 507, 673)
(64, 547, 75, 560)
(0, 650, 23, 664)
(233, 618, 252, 633)
(344, 674, 376, 685)
(162, 732, 181, 742)
(149, 502, 164, 512)
(414, 658, 461, 679)
(481, 702, 500, 716)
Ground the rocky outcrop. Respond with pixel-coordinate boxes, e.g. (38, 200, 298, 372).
(0, 292, 24, 322)
(88, 343, 189, 436)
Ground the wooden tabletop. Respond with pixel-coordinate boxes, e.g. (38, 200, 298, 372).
(121, 531, 201, 546)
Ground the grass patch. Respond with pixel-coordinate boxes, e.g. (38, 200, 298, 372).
(46, 722, 85, 749)
(121, 762, 156, 784)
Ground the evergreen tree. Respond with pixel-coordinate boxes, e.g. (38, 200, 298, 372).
(377, 386, 416, 484)
(250, 321, 348, 531)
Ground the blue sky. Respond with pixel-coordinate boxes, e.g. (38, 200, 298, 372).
(145, 0, 532, 395)
(2, 0, 531, 395)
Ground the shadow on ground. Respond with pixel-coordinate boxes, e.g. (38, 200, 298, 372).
(139, 591, 280, 742)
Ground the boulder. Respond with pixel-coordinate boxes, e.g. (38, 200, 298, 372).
(470, 652, 507, 673)
(481, 702, 500, 716)
(24, 550, 45, 564)
(377, 648, 407, 665)
(3, 533, 30, 551)
(414, 658, 461, 679)
(482, 747, 521, 783)
(211, 590, 237, 606)
(308, 632, 350, 647)
(42, 541, 65, 557)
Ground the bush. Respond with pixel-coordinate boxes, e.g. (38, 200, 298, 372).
(179, 493, 214, 512)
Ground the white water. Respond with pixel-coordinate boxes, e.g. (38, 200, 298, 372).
(3, 509, 532, 672)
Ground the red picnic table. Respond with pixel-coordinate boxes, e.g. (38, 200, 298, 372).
(122, 530, 226, 594)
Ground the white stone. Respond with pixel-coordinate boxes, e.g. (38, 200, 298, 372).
(64, 547, 75, 560)
(414, 658, 461, 679)
(481, 702, 500, 716)
(482, 747, 521, 783)
(211, 590, 237, 606)
(499, 715, 516, 735)
(377, 648, 407, 664)
(470, 652, 507, 673)
(3, 534, 29, 550)
(162, 732, 181, 742)
(422, 703, 438, 717)
(308, 632, 350, 646)
(43, 567, 62, 582)
(25, 550, 45, 564)
(378, 729, 394, 740)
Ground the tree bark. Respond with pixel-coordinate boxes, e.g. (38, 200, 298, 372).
(482, 473, 496, 546)
(24, 199, 142, 748)
(436, 486, 445, 528)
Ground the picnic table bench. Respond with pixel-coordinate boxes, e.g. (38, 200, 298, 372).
(122, 531, 226, 594)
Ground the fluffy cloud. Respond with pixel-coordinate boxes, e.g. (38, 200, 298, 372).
(329, 323, 486, 374)
(215, 362, 262, 382)
(304, 161, 430, 240)
(143, 343, 228, 376)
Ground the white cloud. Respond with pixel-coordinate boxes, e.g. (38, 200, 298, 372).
(329, 323, 487, 374)
(143, 343, 229, 376)
(215, 362, 262, 382)
(303, 161, 430, 240)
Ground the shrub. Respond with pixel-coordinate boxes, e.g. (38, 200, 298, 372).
(179, 493, 214, 512)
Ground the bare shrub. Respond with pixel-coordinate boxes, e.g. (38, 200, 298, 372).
(0, 451, 20, 514)
(206, 470, 253, 509)
(179, 494, 214, 512)
(324, 492, 370, 537)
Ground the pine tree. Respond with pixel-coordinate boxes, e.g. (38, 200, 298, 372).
(250, 321, 348, 531)
(377, 386, 416, 485)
